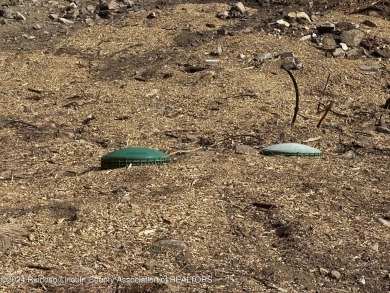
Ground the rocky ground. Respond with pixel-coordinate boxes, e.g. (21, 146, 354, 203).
(0, 0, 389, 292)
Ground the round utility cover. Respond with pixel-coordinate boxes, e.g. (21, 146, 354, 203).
(261, 143, 322, 157)
(101, 147, 170, 169)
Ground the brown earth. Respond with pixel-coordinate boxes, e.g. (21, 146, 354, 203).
(0, 0, 389, 292)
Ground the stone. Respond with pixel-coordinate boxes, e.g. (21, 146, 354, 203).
(287, 11, 297, 19)
(340, 29, 365, 47)
(340, 43, 348, 51)
(296, 11, 311, 22)
(232, 2, 246, 14)
(216, 45, 222, 56)
(321, 35, 337, 50)
(147, 12, 156, 19)
(86, 5, 95, 13)
(300, 35, 312, 41)
(123, 0, 134, 8)
(13, 12, 26, 21)
(33, 23, 43, 30)
(235, 144, 257, 155)
(330, 270, 341, 280)
(332, 48, 345, 58)
(256, 52, 273, 62)
(316, 23, 335, 34)
(107, 0, 119, 10)
(346, 48, 360, 58)
(58, 17, 74, 24)
(217, 10, 229, 19)
(359, 65, 380, 72)
(362, 19, 376, 27)
(48, 14, 59, 20)
(185, 134, 198, 142)
(85, 18, 94, 26)
(276, 19, 290, 27)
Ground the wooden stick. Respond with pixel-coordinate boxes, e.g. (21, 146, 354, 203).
(317, 101, 335, 128)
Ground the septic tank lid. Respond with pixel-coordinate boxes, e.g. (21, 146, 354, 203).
(261, 143, 322, 156)
(101, 147, 170, 169)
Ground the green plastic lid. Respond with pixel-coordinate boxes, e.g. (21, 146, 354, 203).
(101, 147, 170, 169)
(261, 143, 323, 157)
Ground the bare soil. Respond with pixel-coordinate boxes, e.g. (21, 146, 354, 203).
(0, 0, 389, 292)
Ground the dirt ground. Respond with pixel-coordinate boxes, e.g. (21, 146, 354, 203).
(0, 0, 389, 292)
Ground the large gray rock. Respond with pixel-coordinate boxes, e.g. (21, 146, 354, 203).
(340, 29, 365, 47)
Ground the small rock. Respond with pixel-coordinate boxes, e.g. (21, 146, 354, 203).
(300, 35, 312, 41)
(123, 0, 134, 8)
(59, 17, 74, 24)
(235, 144, 257, 155)
(316, 23, 335, 34)
(107, 0, 119, 10)
(276, 19, 290, 28)
(356, 276, 365, 285)
(359, 65, 380, 72)
(232, 2, 246, 14)
(287, 11, 297, 19)
(346, 48, 360, 58)
(362, 19, 376, 27)
(216, 45, 222, 56)
(296, 11, 311, 23)
(48, 14, 59, 21)
(340, 29, 365, 47)
(33, 23, 43, 30)
(147, 12, 156, 19)
(321, 35, 337, 50)
(340, 43, 348, 51)
(86, 5, 95, 13)
(256, 52, 273, 62)
(217, 10, 229, 19)
(319, 267, 329, 275)
(185, 134, 198, 142)
(28, 234, 35, 241)
(85, 18, 94, 26)
(13, 12, 26, 21)
(239, 53, 246, 59)
(332, 48, 345, 58)
(330, 270, 341, 280)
